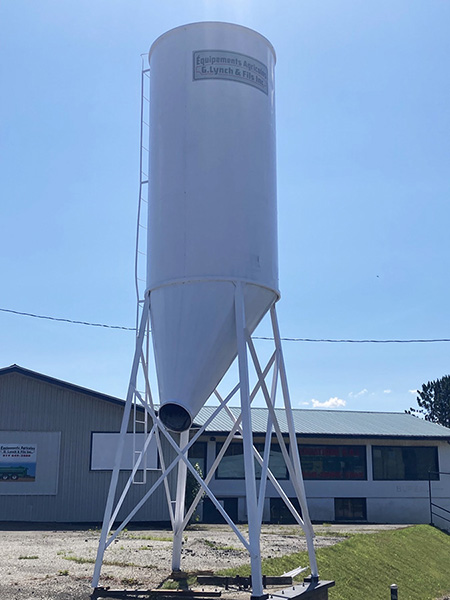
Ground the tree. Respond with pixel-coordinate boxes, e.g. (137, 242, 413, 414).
(185, 461, 204, 523)
(409, 375, 450, 428)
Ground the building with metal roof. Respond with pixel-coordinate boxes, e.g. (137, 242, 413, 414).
(0, 365, 174, 523)
(1, 365, 449, 527)
(192, 405, 450, 527)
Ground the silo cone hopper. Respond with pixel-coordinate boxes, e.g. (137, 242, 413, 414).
(152, 282, 277, 431)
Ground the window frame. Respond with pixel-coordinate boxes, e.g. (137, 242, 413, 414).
(188, 441, 207, 477)
(215, 440, 289, 480)
(371, 445, 440, 481)
(298, 444, 367, 481)
(334, 497, 367, 522)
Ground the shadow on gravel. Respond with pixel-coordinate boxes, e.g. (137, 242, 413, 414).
(0, 521, 172, 532)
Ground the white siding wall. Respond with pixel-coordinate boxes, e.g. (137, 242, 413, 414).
(203, 436, 450, 524)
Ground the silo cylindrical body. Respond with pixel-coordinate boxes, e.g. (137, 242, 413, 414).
(147, 22, 279, 431)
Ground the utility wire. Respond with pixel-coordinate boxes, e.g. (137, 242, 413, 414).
(0, 307, 135, 331)
(253, 336, 450, 343)
(1, 306, 450, 343)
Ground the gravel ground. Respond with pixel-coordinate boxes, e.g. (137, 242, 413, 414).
(0, 523, 407, 600)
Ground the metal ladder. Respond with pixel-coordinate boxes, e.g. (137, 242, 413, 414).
(135, 60, 150, 326)
(132, 60, 151, 485)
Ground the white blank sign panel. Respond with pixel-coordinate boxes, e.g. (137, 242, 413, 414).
(91, 433, 159, 471)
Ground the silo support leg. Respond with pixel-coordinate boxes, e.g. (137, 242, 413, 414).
(270, 305, 319, 580)
(172, 430, 189, 572)
(235, 283, 266, 600)
(92, 294, 150, 588)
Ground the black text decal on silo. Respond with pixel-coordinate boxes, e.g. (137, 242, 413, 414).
(193, 50, 268, 95)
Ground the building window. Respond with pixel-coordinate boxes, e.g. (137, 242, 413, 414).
(202, 497, 238, 523)
(372, 446, 439, 481)
(298, 445, 367, 480)
(334, 498, 367, 521)
(270, 497, 301, 524)
(188, 442, 207, 476)
(215, 441, 288, 480)
(255, 443, 288, 480)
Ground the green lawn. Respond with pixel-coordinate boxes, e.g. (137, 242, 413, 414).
(220, 525, 450, 600)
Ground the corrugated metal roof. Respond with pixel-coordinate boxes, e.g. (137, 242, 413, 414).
(0, 364, 127, 407)
(3, 365, 449, 439)
(192, 406, 450, 439)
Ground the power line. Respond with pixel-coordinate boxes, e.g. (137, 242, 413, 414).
(0, 307, 135, 331)
(253, 336, 450, 343)
(1, 306, 450, 343)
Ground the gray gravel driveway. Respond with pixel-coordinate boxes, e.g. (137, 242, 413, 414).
(0, 523, 406, 600)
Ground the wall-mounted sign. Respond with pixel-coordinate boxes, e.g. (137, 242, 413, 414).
(193, 50, 268, 95)
(0, 444, 37, 482)
(0, 432, 60, 496)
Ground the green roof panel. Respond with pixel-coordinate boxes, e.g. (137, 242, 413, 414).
(192, 406, 450, 439)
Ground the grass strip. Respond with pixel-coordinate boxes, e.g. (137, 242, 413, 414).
(125, 534, 173, 542)
(63, 555, 139, 568)
(220, 525, 450, 600)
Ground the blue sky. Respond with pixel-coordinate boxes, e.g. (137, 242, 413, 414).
(1, 0, 449, 413)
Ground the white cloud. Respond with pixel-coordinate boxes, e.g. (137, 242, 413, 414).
(409, 389, 418, 395)
(348, 389, 368, 399)
(299, 401, 310, 406)
(383, 389, 392, 394)
(311, 397, 346, 409)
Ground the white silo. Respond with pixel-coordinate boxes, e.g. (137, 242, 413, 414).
(93, 22, 321, 600)
(147, 22, 278, 431)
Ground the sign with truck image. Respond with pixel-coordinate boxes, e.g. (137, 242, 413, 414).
(0, 444, 36, 481)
